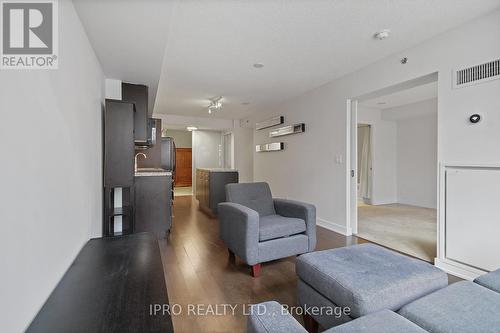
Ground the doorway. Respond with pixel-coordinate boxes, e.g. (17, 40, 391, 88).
(163, 128, 193, 196)
(348, 73, 438, 262)
(357, 124, 372, 206)
(175, 148, 192, 187)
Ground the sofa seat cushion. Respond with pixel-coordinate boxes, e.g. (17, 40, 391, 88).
(326, 310, 427, 333)
(399, 281, 500, 333)
(474, 268, 500, 294)
(296, 244, 448, 318)
(259, 215, 306, 241)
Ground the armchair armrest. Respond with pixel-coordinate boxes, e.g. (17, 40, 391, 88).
(218, 202, 260, 265)
(247, 301, 307, 333)
(274, 198, 316, 251)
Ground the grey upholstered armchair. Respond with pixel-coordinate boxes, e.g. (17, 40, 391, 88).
(218, 182, 316, 277)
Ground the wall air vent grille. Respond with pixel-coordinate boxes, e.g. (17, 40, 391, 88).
(454, 59, 500, 88)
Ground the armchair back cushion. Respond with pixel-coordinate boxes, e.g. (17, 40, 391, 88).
(226, 182, 276, 216)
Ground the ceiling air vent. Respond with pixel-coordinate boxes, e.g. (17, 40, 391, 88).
(454, 59, 500, 88)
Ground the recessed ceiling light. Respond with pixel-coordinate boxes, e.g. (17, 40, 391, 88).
(242, 102, 250, 105)
(186, 126, 198, 131)
(253, 63, 264, 68)
(374, 29, 391, 40)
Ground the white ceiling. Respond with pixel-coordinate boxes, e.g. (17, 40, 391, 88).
(73, 0, 175, 114)
(74, 0, 500, 120)
(359, 81, 438, 110)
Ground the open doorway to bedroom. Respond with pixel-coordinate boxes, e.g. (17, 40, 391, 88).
(349, 73, 438, 262)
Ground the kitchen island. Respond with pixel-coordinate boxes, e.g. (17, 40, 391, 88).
(195, 168, 238, 216)
(135, 168, 172, 238)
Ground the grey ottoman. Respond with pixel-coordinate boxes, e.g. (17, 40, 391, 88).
(296, 244, 447, 329)
(474, 268, 500, 294)
(399, 281, 500, 333)
(327, 310, 427, 333)
(247, 301, 305, 333)
(246, 303, 429, 333)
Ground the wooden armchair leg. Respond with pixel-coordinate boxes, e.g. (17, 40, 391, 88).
(251, 263, 261, 277)
(228, 249, 235, 262)
(303, 313, 318, 333)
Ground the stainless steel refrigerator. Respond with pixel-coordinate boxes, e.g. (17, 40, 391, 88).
(161, 137, 176, 174)
(161, 137, 176, 200)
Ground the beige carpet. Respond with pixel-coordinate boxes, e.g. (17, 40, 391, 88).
(357, 204, 437, 262)
(174, 186, 192, 196)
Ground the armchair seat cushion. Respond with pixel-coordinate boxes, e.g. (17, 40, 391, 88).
(259, 215, 306, 241)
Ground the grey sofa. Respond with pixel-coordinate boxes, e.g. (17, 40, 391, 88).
(218, 182, 316, 277)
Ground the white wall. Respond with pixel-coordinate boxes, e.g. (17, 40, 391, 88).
(0, 1, 104, 332)
(105, 78, 122, 99)
(357, 106, 398, 205)
(232, 126, 254, 182)
(253, 9, 500, 236)
(192, 130, 223, 169)
(253, 106, 329, 223)
(382, 99, 438, 208)
(192, 130, 222, 193)
(164, 129, 192, 148)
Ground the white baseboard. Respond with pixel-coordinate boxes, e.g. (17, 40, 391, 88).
(317, 218, 352, 236)
(435, 258, 486, 281)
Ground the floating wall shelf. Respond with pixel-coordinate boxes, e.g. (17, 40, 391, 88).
(256, 116, 284, 130)
(256, 142, 284, 152)
(269, 123, 305, 137)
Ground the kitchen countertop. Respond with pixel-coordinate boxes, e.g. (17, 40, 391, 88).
(197, 168, 238, 172)
(135, 168, 172, 177)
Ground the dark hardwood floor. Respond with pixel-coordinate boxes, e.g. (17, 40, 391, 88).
(158, 195, 457, 332)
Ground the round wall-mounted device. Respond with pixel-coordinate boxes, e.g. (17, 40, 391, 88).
(469, 114, 481, 123)
(374, 29, 391, 40)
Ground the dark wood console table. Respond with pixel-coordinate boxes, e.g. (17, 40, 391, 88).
(27, 233, 173, 333)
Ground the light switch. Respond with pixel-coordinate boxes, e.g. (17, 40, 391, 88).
(335, 154, 343, 164)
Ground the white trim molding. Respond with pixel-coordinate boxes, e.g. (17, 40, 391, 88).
(317, 218, 353, 236)
(435, 258, 486, 281)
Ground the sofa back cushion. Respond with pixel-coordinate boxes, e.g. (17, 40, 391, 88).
(226, 182, 276, 216)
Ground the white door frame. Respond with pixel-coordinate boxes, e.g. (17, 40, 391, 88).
(346, 72, 439, 238)
(346, 99, 358, 235)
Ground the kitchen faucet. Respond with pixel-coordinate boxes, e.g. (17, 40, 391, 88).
(135, 153, 147, 172)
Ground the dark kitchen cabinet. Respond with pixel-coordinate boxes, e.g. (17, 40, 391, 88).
(103, 187, 134, 237)
(122, 82, 149, 144)
(134, 174, 172, 238)
(104, 100, 135, 187)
